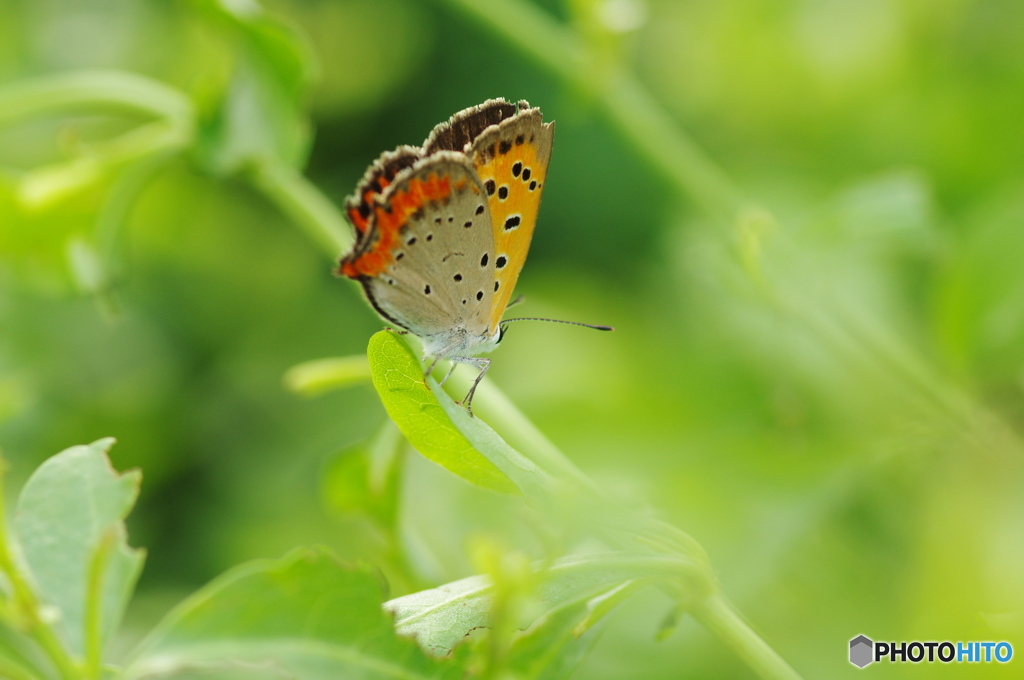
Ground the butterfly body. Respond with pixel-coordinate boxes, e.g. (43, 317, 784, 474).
(338, 99, 555, 409)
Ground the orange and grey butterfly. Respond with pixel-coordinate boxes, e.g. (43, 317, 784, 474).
(337, 99, 560, 411)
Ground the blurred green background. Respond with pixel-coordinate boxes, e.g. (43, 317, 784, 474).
(2, 0, 1023, 677)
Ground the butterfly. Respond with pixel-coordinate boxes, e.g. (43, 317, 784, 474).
(338, 99, 610, 413)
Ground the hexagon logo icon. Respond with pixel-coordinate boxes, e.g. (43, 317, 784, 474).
(850, 635, 874, 668)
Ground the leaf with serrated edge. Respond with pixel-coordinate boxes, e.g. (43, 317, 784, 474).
(125, 548, 456, 680)
(385, 552, 700, 657)
(14, 437, 144, 659)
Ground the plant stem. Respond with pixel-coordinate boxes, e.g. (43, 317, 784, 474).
(0, 70, 192, 128)
(443, 365, 807, 678)
(18, 119, 190, 210)
(84, 531, 118, 679)
(249, 161, 353, 258)
(435, 0, 746, 225)
(459, 374, 602, 496)
(691, 594, 803, 680)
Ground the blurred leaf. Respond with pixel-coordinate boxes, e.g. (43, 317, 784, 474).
(653, 600, 683, 641)
(193, 0, 316, 174)
(66, 236, 105, 295)
(828, 170, 935, 250)
(502, 596, 605, 680)
(574, 579, 649, 637)
(284, 355, 372, 395)
(936, 189, 1024, 378)
(16, 120, 189, 212)
(367, 331, 525, 496)
(13, 438, 144, 660)
(125, 547, 457, 680)
(0, 70, 192, 128)
(0, 377, 31, 426)
(16, 156, 105, 211)
(322, 420, 403, 525)
(0, 625, 53, 680)
(384, 552, 697, 657)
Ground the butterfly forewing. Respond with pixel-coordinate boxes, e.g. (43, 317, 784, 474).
(351, 154, 497, 338)
(343, 146, 422, 241)
(467, 109, 554, 334)
(423, 99, 528, 156)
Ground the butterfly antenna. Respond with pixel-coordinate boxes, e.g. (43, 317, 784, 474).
(501, 317, 614, 331)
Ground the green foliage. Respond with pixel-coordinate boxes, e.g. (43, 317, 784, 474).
(0, 440, 709, 680)
(385, 553, 700, 657)
(124, 548, 448, 680)
(192, 0, 316, 174)
(367, 331, 525, 496)
(13, 439, 143, 664)
(1, 442, 455, 679)
(4, 0, 1023, 678)
(321, 421, 403, 526)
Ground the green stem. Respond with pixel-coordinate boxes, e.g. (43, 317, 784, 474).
(85, 144, 179, 319)
(249, 161, 353, 258)
(440, 365, 805, 678)
(0, 70, 192, 128)
(598, 70, 745, 223)
(435, 0, 746, 224)
(0, 462, 79, 680)
(0, 656, 41, 680)
(449, 371, 602, 496)
(18, 119, 190, 210)
(691, 594, 803, 680)
(83, 531, 117, 679)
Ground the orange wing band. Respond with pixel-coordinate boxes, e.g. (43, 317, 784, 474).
(339, 174, 453, 278)
(347, 178, 394, 235)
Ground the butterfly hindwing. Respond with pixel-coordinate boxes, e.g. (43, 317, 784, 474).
(346, 153, 497, 338)
(467, 107, 554, 334)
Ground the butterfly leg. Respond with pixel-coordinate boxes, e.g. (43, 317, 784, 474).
(449, 356, 491, 416)
(423, 339, 463, 383)
(437, 361, 459, 388)
(423, 354, 444, 380)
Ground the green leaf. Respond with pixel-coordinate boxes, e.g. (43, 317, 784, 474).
(367, 331, 533, 496)
(500, 597, 604, 680)
(193, 0, 316, 174)
(322, 420, 404, 525)
(384, 552, 701, 657)
(0, 624, 54, 680)
(125, 547, 456, 680)
(13, 438, 144, 661)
